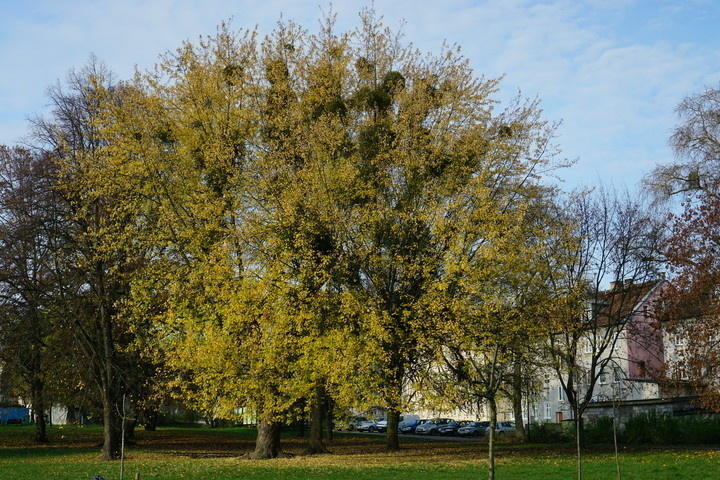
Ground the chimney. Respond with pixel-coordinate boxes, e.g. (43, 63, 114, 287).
(609, 280, 622, 291)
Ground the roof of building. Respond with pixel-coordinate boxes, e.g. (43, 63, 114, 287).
(590, 279, 664, 326)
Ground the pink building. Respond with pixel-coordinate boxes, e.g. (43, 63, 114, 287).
(536, 279, 705, 424)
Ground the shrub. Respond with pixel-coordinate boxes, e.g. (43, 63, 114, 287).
(528, 422, 570, 443)
(584, 416, 616, 445)
(620, 411, 720, 445)
(621, 411, 678, 445)
(675, 415, 720, 445)
(157, 408, 201, 426)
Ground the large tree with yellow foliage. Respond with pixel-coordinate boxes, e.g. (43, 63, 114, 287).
(79, 9, 569, 459)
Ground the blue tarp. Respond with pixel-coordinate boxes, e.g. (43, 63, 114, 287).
(0, 407, 29, 424)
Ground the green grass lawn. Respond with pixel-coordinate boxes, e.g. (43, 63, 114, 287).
(1, 425, 718, 480)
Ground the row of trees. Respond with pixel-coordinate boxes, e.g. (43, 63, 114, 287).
(3, 9, 715, 479)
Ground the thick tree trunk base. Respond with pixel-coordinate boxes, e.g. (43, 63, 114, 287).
(101, 409, 121, 460)
(304, 383, 330, 454)
(124, 417, 138, 446)
(302, 443, 331, 455)
(35, 430, 49, 444)
(385, 408, 401, 451)
(240, 421, 292, 460)
(31, 382, 48, 444)
(34, 414, 48, 444)
(143, 409, 158, 431)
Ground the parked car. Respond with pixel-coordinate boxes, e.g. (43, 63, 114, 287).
(436, 420, 466, 436)
(375, 418, 387, 432)
(399, 419, 425, 434)
(400, 414, 420, 424)
(356, 419, 378, 432)
(415, 418, 453, 435)
(457, 421, 490, 437)
(486, 421, 516, 437)
(335, 415, 368, 431)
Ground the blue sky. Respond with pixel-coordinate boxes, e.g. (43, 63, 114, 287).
(1, 0, 719, 190)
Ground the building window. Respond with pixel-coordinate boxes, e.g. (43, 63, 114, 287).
(558, 386, 565, 401)
(674, 333, 684, 346)
(599, 370, 607, 384)
(584, 339, 593, 354)
(590, 301, 604, 318)
(673, 365, 687, 380)
(545, 403, 551, 420)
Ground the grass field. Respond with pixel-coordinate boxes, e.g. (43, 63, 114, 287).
(1, 425, 719, 480)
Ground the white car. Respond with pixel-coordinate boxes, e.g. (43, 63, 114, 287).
(486, 421, 516, 437)
(335, 415, 367, 431)
(356, 419, 378, 432)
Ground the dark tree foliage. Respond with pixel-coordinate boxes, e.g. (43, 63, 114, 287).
(0, 146, 59, 443)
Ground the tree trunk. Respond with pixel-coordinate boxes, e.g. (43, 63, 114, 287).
(31, 376, 48, 443)
(101, 390, 121, 460)
(612, 399, 621, 480)
(66, 406, 80, 425)
(98, 260, 122, 461)
(385, 408, 400, 451)
(511, 361, 526, 442)
(243, 421, 291, 459)
(143, 408, 158, 431)
(574, 403, 583, 480)
(29, 308, 48, 443)
(325, 396, 334, 442)
(305, 385, 330, 454)
(384, 367, 403, 451)
(99, 297, 121, 459)
(487, 397, 497, 480)
(124, 416, 137, 445)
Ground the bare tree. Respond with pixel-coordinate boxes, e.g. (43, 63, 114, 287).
(646, 84, 720, 199)
(546, 186, 664, 480)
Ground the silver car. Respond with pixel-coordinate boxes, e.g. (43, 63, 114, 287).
(486, 421, 516, 437)
(414, 418, 453, 435)
(457, 421, 490, 437)
(375, 418, 387, 432)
